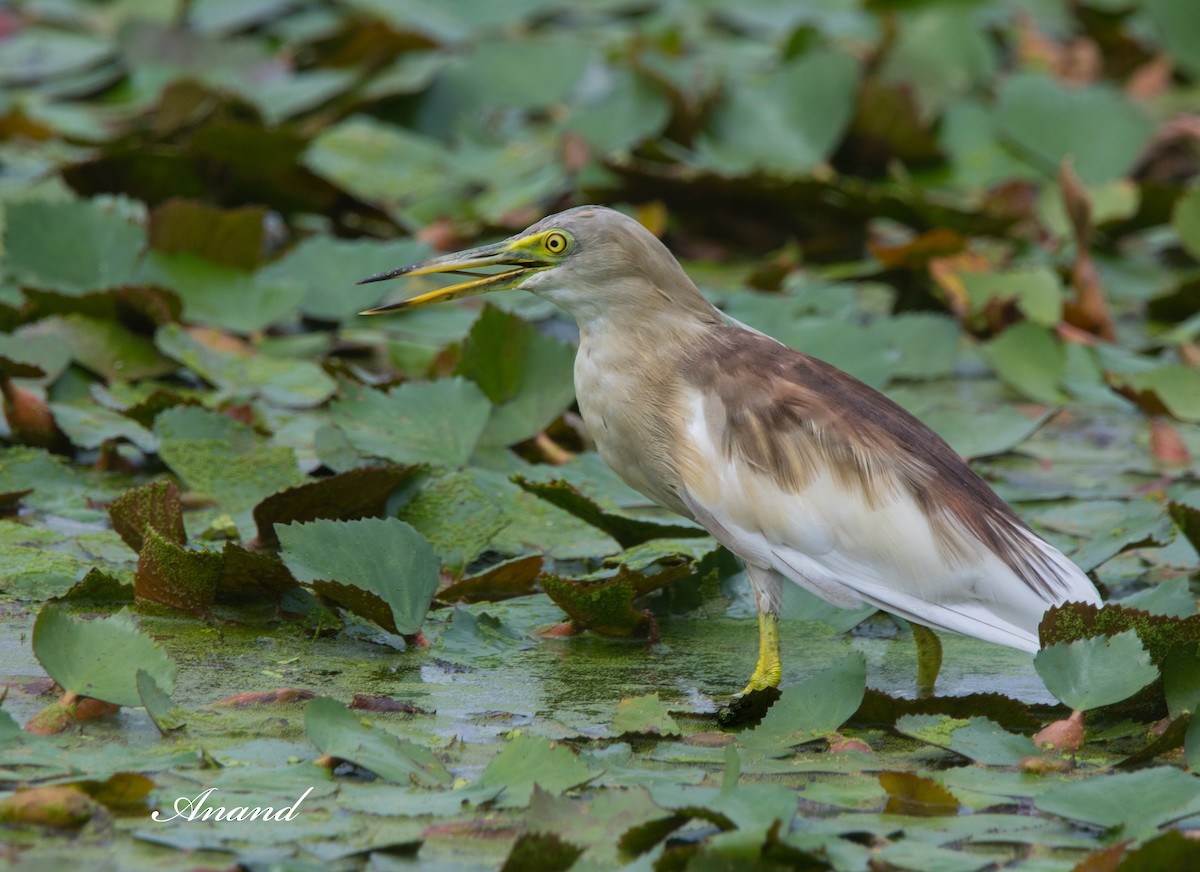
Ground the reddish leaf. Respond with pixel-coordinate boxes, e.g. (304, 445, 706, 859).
(439, 555, 543, 604)
(135, 527, 223, 615)
(108, 480, 187, 552)
(252, 465, 420, 548)
(213, 688, 317, 707)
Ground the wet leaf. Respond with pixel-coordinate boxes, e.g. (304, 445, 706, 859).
(1108, 366, 1200, 422)
(895, 715, 1033, 767)
(1034, 630, 1160, 712)
(137, 669, 186, 735)
(879, 772, 960, 817)
(439, 555, 543, 604)
(612, 694, 681, 738)
(741, 653, 867, 751)
(436, 607, 533, 663)
(329, 379, 491, 467)
(277, 517, 439, 635)
(396, 468, 508, 574)
(304, 696, 451, 786)
(32, 604, 177, 708)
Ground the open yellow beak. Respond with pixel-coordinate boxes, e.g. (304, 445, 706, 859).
(357, 240, 547, 315)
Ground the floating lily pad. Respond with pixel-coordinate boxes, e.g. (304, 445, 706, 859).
(478, 734, 599, 808)
(1035, 629, 1160, 712)
(304, 696, 450, 787)
(612, 693, 681, 738)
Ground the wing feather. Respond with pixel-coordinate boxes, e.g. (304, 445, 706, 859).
(674, 328, 1101, 650)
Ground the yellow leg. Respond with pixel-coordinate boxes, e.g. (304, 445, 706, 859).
(739, 612, 782, 695)
(912, 623, 942, 698)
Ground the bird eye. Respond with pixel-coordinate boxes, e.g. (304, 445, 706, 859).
(544, 232, 568, 254)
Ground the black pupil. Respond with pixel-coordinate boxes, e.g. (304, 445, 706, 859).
(549, 236, 561, 249)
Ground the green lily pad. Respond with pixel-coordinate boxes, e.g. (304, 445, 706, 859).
(1034, 629, 1160, 711)
(329, 379, 491, 467)
(32, 604, 177, 708)
(277, 517, 439, 635)
(154, 406, 305, 513)
(612, 693, 681, 738)
(694, 49, 860, 177)
(49, 400, 158, 453)
(895, 715, 1033, 767)
(396, 468, 508, 574)
(156, 323, 336, 409)
(981, 322, 1066, 404)
(2, 198, 145, 295)
(740, 652, 867, 751)
(996, 73, 1153, 185)
(139, 252, 305, 334)
(260, 236, 431, 321)
(478, 734, 599, 808)
(1035, 767, 1200, 837)
(456, 305, 576, 447)
(435, 607, 533, 663)
(304, 696, 450, 786)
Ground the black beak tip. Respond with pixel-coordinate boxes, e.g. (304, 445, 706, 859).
(355, 266, 413, 286)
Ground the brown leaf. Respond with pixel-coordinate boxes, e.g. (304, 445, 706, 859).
(439, 555, 543, 605)
(135, 527, 224, 615)
(213, 688, 317, 707)
(0, 786, 102, 829)
(215, 543, 298, 604)
(878, 771, 960, 816)
(350, 694, 430, 715)
(1, 379, 69, 452)
(1072, 841, 1130, 872)
(1059, 159, 1116, 342)
(253, 465, 420, 548)
(148, 199, 269, 271)
(870, 227, 965, 271)
(108, 480, 187, 552)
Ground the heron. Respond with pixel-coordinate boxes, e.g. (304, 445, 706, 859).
(358, 205, 1103, 698)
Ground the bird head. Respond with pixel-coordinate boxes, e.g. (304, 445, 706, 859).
(358, 206, 709, 326)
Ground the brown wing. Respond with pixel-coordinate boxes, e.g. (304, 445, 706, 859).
(681, 325, 1086, 601)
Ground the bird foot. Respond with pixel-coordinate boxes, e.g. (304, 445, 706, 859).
(716, 686, 781, 728)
